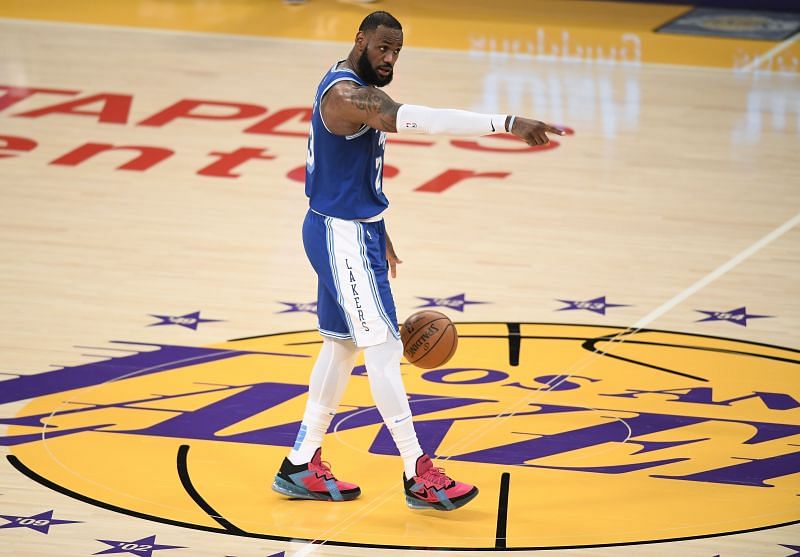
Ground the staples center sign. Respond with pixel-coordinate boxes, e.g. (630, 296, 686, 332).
(0, 85, 572, 191)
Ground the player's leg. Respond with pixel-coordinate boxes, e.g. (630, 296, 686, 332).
(288, 334, 358, 466)
(363, 332, 423, 475)
(288, 265, 360, 466)
(271, 210, 360, 502)
(273, 335, 361, 502)
(359, 219, 478, 511)
(319, 217, 422, 470)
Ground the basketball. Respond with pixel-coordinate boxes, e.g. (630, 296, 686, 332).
(400, 310, 458, 369)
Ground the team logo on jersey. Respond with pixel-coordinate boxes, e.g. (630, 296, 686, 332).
(2, 324, 798, 550)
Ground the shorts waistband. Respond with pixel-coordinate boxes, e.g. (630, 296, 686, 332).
(310, 208, 385, 223)
(357, 211, 385, 223)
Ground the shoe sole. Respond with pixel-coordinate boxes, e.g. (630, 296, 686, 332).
(272, 475, 360, 501)
(406, 486, 479, 511)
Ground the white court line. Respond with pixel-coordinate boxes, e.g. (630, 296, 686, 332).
(431, 209, 800, 462)
(288, 209, 800, 556)
(740, 32, 800, 73)
(633, 210, 800, 329)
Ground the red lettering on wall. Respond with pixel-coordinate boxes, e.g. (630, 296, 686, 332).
(138, 99, 267, 127)
(0, 85, 79, 112)
(244, 107, 311, 137)
(0, 135, 38, 159)
(49, 143, 174, 170)
(415, 169, 510, 193)
(14, 94, 133, 124)
(450, 128, 574, 153)
(197, 148, 276, 178)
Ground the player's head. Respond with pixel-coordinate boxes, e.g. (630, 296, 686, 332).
(354, 11, 402, 87)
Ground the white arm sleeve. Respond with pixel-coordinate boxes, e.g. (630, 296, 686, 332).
(396, 103, 509, 136)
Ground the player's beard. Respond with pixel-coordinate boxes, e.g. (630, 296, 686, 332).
(358, 49, 393, 87)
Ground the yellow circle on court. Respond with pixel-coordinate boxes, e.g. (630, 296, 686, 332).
(8, 323, 800, 550)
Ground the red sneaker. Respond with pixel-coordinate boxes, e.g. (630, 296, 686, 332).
(272, 448, 360, 502)
(404, 454, 478, 511)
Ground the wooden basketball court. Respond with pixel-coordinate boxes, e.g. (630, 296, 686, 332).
(1, 1, 798, 556)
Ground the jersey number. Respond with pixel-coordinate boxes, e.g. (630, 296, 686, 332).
(375, 157, 383, 193)
(306, 125, 315, 172)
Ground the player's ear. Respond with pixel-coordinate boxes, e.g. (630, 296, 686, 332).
(355, 30, 366, 48)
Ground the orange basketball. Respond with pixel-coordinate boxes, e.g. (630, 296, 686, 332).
(400, 310, 458, 369)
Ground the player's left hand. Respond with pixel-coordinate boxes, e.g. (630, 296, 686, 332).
(386, 233, 402, 278)
(511, 117, 565, 146)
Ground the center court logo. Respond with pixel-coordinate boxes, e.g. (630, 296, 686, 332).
(2, 323, 798, 550)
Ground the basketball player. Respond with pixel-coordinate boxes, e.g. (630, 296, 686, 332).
(272, 11, 564, 511)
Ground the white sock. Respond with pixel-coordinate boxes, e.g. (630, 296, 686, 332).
(386, 411, 424, 478)
(364, 336, 424, 478)
(288, 400, 337, 465)
(288, 337, 359, 465)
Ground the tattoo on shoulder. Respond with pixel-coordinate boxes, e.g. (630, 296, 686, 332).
(348, 87, 397, 131)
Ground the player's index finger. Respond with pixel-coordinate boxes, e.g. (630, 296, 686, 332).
(546, 124, 566, 135)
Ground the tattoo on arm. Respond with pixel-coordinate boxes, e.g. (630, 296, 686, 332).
(348, 87, 398, 132)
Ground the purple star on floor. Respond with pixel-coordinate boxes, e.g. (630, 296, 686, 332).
(556, 295, 630, 315)
(695, 306, 772, 327)
(781, 545, 800, 557)
(276, 301, 318, 315)
(94, 534, 184, 556)
(148, 311, 224, 330)
(0, 510, 82, 534)
(415, 293, 489, 312)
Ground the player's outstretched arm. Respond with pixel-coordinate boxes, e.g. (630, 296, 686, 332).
(323, 81, 565, 144)
(395, 106, 565, 144)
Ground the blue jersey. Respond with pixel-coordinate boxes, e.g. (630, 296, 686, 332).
(305, 62, 389, 220)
